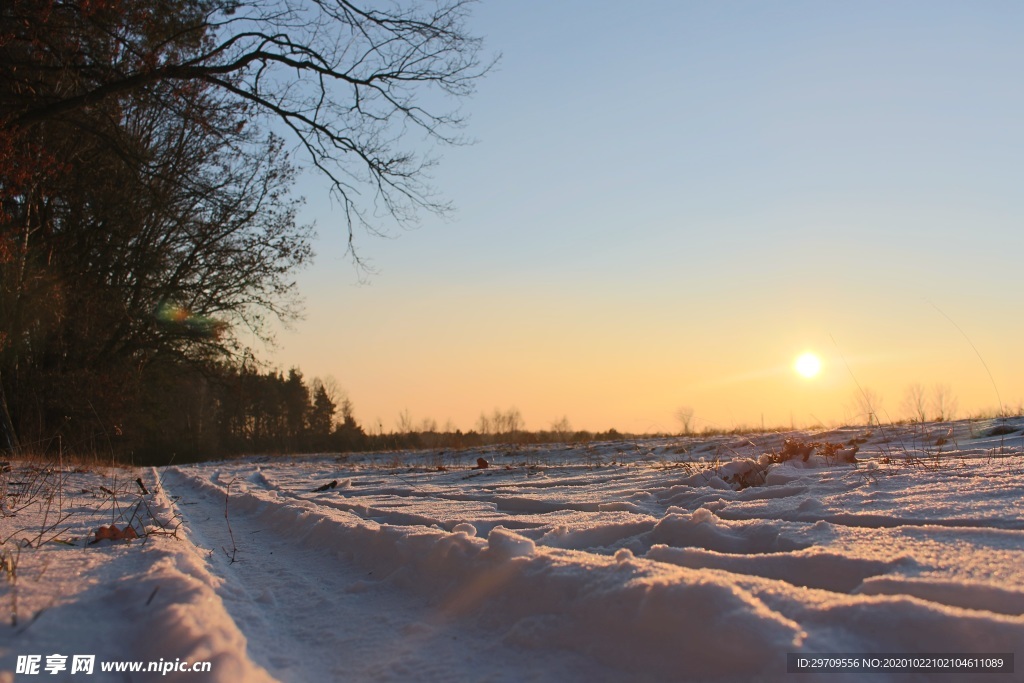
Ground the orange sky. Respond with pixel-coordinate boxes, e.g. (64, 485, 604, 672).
(269, 3, 1024, 434)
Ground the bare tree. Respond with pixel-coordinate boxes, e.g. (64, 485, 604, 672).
(314, 375, 342, 404)
(396, 408, 414, 434)
(505, 407, 523, 435)
(475, 412, 491, 435)
(311, 375, 354, 433)
(476, 407, 524, 436)
(550, 416, 573, 441)
(674, 406, 695, 435)
(338, 396, 356, 424)
(853, 388, 883, 426)
(314, 376, 356, 426)
(932, 384, 958, 422)
(902, 383, 928, 423)
(491, 408, 507, 434)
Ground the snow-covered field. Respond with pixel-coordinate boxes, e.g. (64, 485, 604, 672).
(1, 418, 1023, 682)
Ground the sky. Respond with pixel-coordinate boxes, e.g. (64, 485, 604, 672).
(268, 1, 1024, 434)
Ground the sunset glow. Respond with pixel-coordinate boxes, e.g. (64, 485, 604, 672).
(271, 3, 1024, 433)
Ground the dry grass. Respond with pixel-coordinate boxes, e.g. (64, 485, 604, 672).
(0, 445, 183, 628)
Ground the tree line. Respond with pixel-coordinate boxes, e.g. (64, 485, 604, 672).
(121, 363, 368, 463)
(110, 366, 637, 463)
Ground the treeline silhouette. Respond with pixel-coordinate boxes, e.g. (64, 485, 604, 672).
(10, 351, 636, 464)
(8, 360, 364, 464)
(363, 425, 634, 455)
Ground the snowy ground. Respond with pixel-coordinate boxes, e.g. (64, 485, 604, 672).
(1, 418, 1023, 682)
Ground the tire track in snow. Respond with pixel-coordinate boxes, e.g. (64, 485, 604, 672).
(158, 468, 816, 681)
(180, 458, 1024, 633)
(158, 468, 613, 683)
(158, 456, 1024, 683)
(244, 469, 552, 534)
(716, 508, 1024, 530)
(216, 463, 915, 600)
(244, 465, 649, 535)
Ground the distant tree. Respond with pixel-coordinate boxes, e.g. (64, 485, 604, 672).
(309, 383, 337, 439)
(475, 412, 492, 435)
(504, 407, 523, 435)
(853, 388, 884, 426)
(674, 406, 695, 435)
(316, 376, 343, 407)
(333, 394, 365, 450)
(550, 416, 573, 441)
(256, 371, 288, 445)
(282, 369, 311, 442)
(490, 408, 507, 434)
(339, 397, 357, 427)
(932, 384, 958, 422)
(485, 407, 522, 435)
(396, 408, 415, 434)
(312, 375, 357, 437)
(902, 384, 928, 423)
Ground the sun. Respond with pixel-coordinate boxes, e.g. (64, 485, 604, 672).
(794, 352, 822, 379)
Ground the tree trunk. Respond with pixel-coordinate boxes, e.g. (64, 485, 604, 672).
(0, 370, 18, 454)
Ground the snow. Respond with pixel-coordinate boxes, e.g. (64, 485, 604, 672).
(1, 418, 1023, 681)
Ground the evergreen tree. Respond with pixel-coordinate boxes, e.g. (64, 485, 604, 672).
(309, 384, 337, 442)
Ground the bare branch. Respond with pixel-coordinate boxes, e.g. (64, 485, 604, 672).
(4, 0, 493, 256)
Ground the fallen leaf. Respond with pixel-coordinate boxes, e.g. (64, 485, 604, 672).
(92, 524, 140, 542)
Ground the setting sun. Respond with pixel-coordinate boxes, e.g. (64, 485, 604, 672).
(794, 352, 822, 379)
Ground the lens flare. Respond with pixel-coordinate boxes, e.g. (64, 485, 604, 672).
(154, 301, 223, 338)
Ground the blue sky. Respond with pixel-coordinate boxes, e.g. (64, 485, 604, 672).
(270, 1, 1024, 433)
